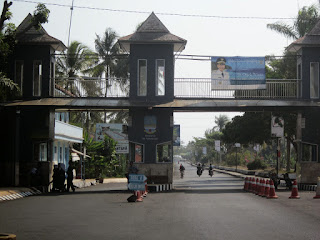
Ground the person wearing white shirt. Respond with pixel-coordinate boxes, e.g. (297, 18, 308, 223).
(211, 57, 231, 87)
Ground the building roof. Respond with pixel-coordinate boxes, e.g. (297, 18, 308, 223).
(118, 12, 187, 53)
(287, 18, 320, 52)
(15, 14, 66, 52)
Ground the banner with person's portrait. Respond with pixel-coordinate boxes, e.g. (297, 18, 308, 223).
(211, 56, 266, 90)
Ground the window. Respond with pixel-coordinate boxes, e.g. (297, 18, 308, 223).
(156, 59, 165, 96)
(301, 143, 318, 162)
(130, 142, 144, 163)
(15, 61, 24, 94)
(138, 59, 147, 96)
(33, 60, 42, 96)
(156, 142, 172, 163)
(39, 143, 47, 161)
(310, 62, 319, 98)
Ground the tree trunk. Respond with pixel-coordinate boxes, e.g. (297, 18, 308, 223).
(0, 1, 12, 31)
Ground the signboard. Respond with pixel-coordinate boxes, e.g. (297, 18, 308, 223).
(128, 182, 146, 191)
(96, 123, 129, 154)
(128, 174, 147, 191)
(211, 56, 266, 90)
(235, 143, 241, 148)
(271, 116, 284, 138)
(173, 125, 180, 146)
(129, 174, 147, 182)
(203, 147, 207, 155)
(215, 140, 221, 152)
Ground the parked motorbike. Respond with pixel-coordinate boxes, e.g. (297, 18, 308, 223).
(209, 169, 214, 177)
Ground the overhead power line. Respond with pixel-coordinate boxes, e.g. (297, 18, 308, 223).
(13, 0, 296, 20)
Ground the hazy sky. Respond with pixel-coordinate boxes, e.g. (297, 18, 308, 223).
(5, 0, 319, 144)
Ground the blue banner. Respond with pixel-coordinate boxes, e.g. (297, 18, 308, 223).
(211, 56, 266, 90)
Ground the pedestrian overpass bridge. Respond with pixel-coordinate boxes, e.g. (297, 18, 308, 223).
(7, 77, 319, 112)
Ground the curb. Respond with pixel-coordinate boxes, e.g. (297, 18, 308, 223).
(148, 184, 173, 192)
(0, 188, 42, 203)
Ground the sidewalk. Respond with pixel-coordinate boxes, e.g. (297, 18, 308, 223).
(0, 178, 127, 202)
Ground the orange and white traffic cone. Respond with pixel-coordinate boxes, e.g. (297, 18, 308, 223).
(251, 178, 256, 193)
(248, 177, 252, 192)
(255, 178, 260, 195)
(289, 180, 300, 199)
(313, 178, 320, 199)
(244, 177, 249, 191)
(135, 190, 143, 202)
(259, 179, 265, 197)
(263, 179, 270, 197)
(267, 180, 278, 199)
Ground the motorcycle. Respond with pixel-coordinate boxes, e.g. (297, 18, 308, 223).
(197, 168, 202, 177)
(180, 170, 184, 178)
(209, 169, 213, 177)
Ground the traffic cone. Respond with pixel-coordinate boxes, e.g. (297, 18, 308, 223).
(263, 180, 270, 197)
(255, 178, 260, 195)
(251, 178, 256, 193)
(259, 179, 265, 196)
(267, 180, 278, 199)
(289, 180, 300, 199)
(248, 177, 252, 192)
(244, 177, 249, 191)
(135, 190, 143, 202)
(313, 178, 320, 199)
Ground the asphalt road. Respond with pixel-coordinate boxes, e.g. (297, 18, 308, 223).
(0, 162, 319, 240)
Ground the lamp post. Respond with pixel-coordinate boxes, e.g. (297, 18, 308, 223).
(235, 143, 241, 171)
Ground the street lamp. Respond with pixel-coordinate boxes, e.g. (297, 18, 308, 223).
(235, 143, 241, 171)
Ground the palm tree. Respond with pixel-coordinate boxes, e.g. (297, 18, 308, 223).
(55, 40, 96, 96)
(87, 28, 129, 95)
(214, 114, 230, 132)
(267, 5, 319, 39)
(87, 28, 129, 122)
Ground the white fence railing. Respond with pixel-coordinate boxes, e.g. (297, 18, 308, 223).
(54, 77, 301, 99)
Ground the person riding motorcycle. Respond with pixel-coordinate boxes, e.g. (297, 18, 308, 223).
(209, 164, 214, 176)
(179, 164, 185, 178)
(197, 163, 203, 176)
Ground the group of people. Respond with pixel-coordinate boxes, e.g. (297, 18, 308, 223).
(178, 163, 214, 177)
(51, 161, 76, 192)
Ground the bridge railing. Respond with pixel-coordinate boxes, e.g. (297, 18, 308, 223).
(54, 77, 129, 98)
(54, 77, 301, 99)
(174, 78, 301, 99)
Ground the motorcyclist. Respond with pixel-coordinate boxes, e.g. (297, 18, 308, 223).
(179, 164, 185, 178)
(209, 164, 214, 176)
(179, 164, 185, 172)
(197, 163, 203, 176)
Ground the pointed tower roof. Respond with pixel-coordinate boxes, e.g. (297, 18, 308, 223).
(15, 14, 66, 52)
(287, 18, 320, 52)
(118, 12, 187, 52)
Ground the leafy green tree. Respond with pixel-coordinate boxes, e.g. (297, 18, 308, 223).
(222, 112, 271, 146)
(267, 5, 319, 39)
(31, 3, 50, 30)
